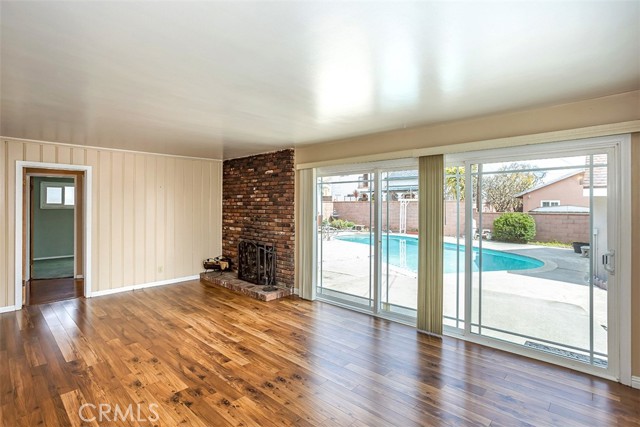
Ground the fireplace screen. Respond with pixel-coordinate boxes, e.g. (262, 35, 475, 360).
(238, 240, 277, 289)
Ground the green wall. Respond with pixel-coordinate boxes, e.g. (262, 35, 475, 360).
(32, 177, 75, 259)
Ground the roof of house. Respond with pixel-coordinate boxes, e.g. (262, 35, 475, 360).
(513, 170, 584, 198)
(386, 171, 419, 179)
(530, 205, 590, 213)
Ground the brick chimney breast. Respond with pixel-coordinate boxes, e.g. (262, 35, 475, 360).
(222, 149, 295, 288)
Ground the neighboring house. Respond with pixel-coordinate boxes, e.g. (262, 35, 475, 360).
(582, 154, 608, 197)
(514, 171, 587, 212)
(582, 154, 609, 282)
(357, 170, 419, 200)
(515, 158, 610, 282)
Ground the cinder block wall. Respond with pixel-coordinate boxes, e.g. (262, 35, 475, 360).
(332, 201, 419, 232)
(222, 150, 295, 287)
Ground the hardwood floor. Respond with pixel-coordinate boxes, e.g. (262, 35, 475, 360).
(1, 279, 639, 426)
(27, 278, 84, 306)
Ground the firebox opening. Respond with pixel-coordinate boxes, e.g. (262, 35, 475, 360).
(238, 240, 277, 290)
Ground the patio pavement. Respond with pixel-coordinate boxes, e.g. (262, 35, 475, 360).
(318, 232, 607, 357)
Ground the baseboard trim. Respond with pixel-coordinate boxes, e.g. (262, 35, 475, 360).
(0, 305, 17, 313)
(90, 275, 199, 298)
(33, 255, 74, 261)
(632, 376, 640, 390)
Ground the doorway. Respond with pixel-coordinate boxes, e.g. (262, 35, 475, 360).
(23, 168, 85, 305)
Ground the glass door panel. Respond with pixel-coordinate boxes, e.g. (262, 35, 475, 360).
(316, 167, 419, 323)
(317, 173, 375, 310)
(469, 152, 611, 369)
(380, 170, 419, 319)
(443, 166, 467, 330)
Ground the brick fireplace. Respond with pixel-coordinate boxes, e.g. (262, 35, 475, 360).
(222, 149, 295, 288)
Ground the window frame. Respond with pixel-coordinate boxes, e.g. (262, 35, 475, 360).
(40, 181, 75, 209)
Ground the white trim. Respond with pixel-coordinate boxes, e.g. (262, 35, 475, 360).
(415, 121, 639, 159)
(316, 157, 417, 177)
(84, 167, 92, 298)
(33, 255, 74, 261)
(89, 275, 199, 298)
(632, 376, 640, 390)
(446, 134, 625, 165)
(15, 161, 93, 307)
(0, 305, 17, 314)
(75, 275, 84, 279)
(1, 136, 222, 162)
(296, 120, 640, 170)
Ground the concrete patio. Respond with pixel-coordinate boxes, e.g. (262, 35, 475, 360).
(318, 232, 607, 360)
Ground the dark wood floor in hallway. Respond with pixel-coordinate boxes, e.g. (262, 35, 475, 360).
(1, 279, 639, 426)
(27, 278, 84, 306)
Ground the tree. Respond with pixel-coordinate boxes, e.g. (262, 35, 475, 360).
(481, 163, 545, 212)
(444, 163, 544, 212)
(444, 166, 477, 200)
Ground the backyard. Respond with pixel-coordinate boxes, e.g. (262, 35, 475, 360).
(318, 231, 607, 364)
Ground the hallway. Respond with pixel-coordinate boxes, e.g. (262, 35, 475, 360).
(27, 278, 83, 305)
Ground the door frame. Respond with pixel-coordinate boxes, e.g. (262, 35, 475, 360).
(15, 161, 93, 307)
(445, 134, 632, 385)
(315, 160, 420, 325)
(26, 172, 82, 282)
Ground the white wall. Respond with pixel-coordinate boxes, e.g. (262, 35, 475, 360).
(0, 138, 222, 309)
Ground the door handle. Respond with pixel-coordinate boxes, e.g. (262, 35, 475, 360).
(602, 250, 615, 275)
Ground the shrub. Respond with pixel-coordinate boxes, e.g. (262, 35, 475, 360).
(493, 213, 536, 243)
(330, 219, 355, 229)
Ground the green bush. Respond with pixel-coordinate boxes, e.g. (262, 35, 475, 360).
(330, 219, 355, 229)
(493, 213, 536, 243)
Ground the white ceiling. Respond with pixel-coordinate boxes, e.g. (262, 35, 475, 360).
(1, 1, 639, 159)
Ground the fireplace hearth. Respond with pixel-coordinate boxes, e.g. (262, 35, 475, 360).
(238, 240, 277, 290)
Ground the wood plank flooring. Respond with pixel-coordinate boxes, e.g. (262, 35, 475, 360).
(27, 278, 84, 306)
(1, 279, 639, 426)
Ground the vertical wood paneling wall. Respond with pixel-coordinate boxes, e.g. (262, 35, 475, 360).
(0, 138, 222, 309)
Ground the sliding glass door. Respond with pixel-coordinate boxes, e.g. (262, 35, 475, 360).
(445, 141, 620, 376)
(317, 173, 375, 309)
(316, 167, 418, 322)
(380, 171, 419, 319)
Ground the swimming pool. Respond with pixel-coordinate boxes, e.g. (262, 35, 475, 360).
(335, 234, 544, 273)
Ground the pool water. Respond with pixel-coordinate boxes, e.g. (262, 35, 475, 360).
(335, 234, 544, 273)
